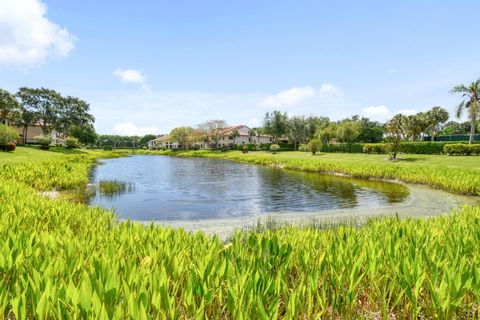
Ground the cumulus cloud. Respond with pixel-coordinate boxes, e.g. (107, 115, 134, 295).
(260, 86, 316, 107)
(362, 105, 391, 122)
(318, 83, 343, 97)
(0, 0, 76, 67)
(112, 122, 158, 136)
(113, 68, 150, 91)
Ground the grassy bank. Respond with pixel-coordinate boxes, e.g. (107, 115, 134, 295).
(0, 147, 480, 318)
(139, 149, 480, 196)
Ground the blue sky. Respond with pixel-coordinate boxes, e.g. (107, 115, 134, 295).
(1, 0, 479, 135)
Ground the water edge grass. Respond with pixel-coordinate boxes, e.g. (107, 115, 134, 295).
(0, 147, 479, 318)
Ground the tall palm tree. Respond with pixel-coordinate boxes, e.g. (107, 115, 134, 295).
(426, 106, 449, 142)
(230, 130, 240, 148)
(451, 79, 480, 144)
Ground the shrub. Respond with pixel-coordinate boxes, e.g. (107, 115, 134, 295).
(34, 134, 52, 150)
(385, 136, 401, 159)
(321, 143, 364, 153)
(400, 142, 445, 154)
(241, 145, 249, 154)
(307, 139, 322, 155)
(103, 145, 113, 151)
(444, 143, 480, 156)
(66, 137, 80, 149)
(298, 144, 310, 152)
(363, 143, 386, 154)
(0, 124, 19, 150)
(269, 144, 280, 153)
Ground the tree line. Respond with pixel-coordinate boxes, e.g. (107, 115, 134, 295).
(0, 87, 96, 144)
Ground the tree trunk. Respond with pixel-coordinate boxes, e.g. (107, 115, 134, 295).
(431, 128, 435, 142)
(469, 121, 476, 144)
(23, 126, 28, 144)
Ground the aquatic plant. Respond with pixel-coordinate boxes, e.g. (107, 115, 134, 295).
(0, 150, 480, 318)
(98, 179, 134, 198)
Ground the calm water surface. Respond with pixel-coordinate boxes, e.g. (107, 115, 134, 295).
(89, 155, 409, 221)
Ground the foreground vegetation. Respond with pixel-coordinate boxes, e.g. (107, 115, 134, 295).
(0, 147, 480, 318)
(140, 149, 480, 196)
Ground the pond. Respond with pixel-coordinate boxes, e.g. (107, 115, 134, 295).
(89, 155, 410, 221)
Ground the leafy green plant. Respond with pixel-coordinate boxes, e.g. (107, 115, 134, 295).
(298, 144, 310, 152)
(0, 124, 19, 148)
(444, 143, 480, 156)
(269, 144, 280, 154)
(34, 134, 52, 150)
(0, 151, 480, 318)
(66, 136, 80, 149)
(307, 138, 322, 155)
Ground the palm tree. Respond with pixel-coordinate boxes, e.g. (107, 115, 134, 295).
(451, 79, 480, 144)
(230, 130, 240, 148)
(248, 128, 257, 144)
(426, 106, 449, 142)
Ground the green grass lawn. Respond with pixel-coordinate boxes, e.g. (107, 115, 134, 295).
(0, 146, 128, 164)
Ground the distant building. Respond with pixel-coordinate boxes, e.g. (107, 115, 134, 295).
(148, 135, 179, 149)
(148, 125, 272, 150)
(14, 124, 66, 145)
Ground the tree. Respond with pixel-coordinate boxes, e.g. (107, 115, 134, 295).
(451, 79, 480, 144)
(248, 128, 257, 144)
(305, 116, 329, 140)
(198, 120, 228, 149)
(16, 87, 63, 134)
(58, 96, 95, 134)
(425, 106, 449, 141)
(287, 116, 307, 150)
(385, 114, 406, 160)
(315, 122, 337, 144)
(263, 111, 288, 142)
(18, 106, 37, 144)
(357, 117, 384, 143)
(307, 138, 322, 155)
(252, 127, 264, 144)
(0, 89, 21, 125)
(138, 134, 157, 147)
(405, 114, 426, 141)
(230, 130, 240, 147)
(169, 127, 194, 149)
(67, 124, 97, 145)
(335, 120, 362, 143)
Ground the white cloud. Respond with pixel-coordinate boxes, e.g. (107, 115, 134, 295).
(318, 83, 343, 97)
(362, 105, 391, 122)
(113, 68, 150, 91)
(112, 122, 158, 136)
(0, 0, 76, 67)
(260, 86, 316, 107)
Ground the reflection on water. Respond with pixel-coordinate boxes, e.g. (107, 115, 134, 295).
(89, 155, 409, 221)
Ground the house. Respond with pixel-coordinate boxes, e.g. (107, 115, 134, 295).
(14, 124, 66, 145)
(215, 125, 271, 148)
(148, 125, 272, 150)
(148, 135, 179, 149)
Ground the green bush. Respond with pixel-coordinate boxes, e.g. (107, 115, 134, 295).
(363, 143, 386, 154)
(400, 142, 446, 154)
(321, 143, 364, 153)
(0, 124, 19, 148)
(103, 145, 113, 151)
(241, 145, 249, 153)
(298, 144, 310, 152)
(34, 134, 52, 150)
(444, 143, 480, 156)
(307, 139, 322, 155)
(269, 144, 280, 153)
(66, 137, 80, 149)
(260, 143, 295, 151)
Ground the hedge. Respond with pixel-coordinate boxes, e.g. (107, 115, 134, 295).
(321, 143, 364, 153)
(363, 142, 475, 155)
(443, 144, 480, 156)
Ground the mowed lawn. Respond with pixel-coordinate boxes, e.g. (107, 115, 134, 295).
(249, 151, 480, 171)
(0, 146, 126, 165)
